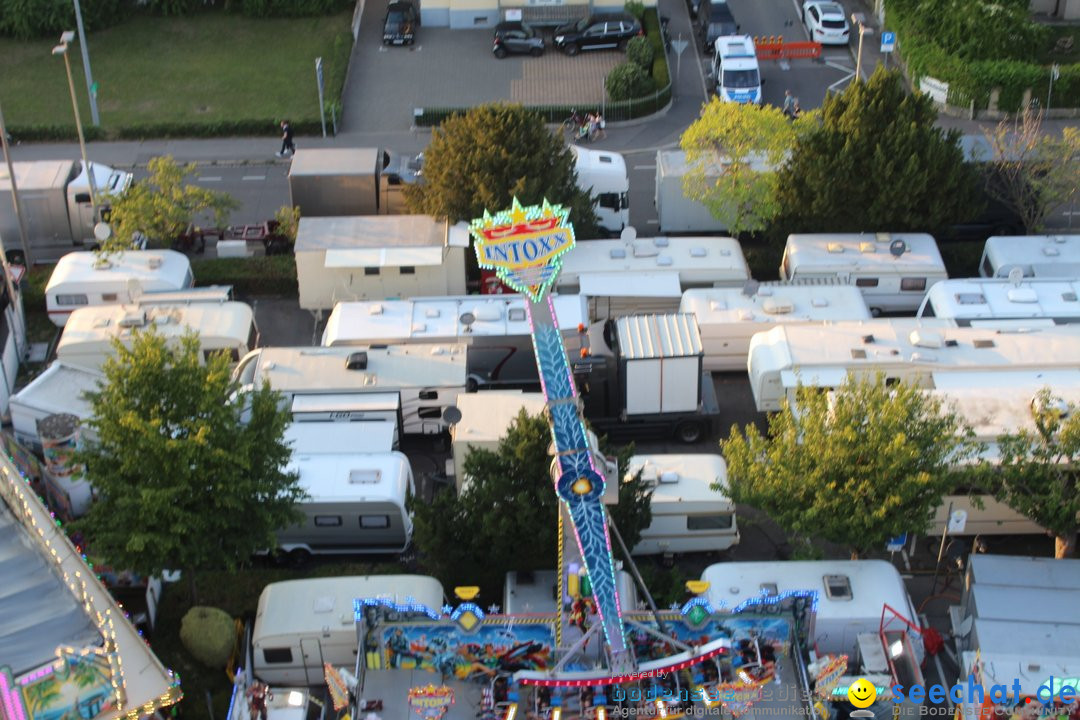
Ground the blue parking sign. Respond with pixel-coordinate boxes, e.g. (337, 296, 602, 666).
(886, 533, 907, 552)
(881, 31, 896, 53)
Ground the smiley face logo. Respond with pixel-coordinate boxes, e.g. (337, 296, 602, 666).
(847, 678, 878, 709)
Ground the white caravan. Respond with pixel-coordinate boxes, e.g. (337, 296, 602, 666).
(570, 145, 630, 236)
(680, 285, 872, 371)
(979, 234, 1080, 279)
(321, 294, 589, 390)
(702, 560, 923, 663)
(56, 301, 258, 371)
(9, 362, 102, 452)
(556, 232, 750, 318)
(252, 574, 444, 685)
(44, 250, 195, 327)
(627, 454, 739, 555)
(918, 277, 1080, 326)
(233, 344, 467, 435)
(747, 319, 1080, 412)
(275, 422, 412, 559)
(779, 233, 948, 315)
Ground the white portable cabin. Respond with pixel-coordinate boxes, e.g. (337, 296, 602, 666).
(276, 422, 413, 558)
(450, 391, 549, 491)
(9, 362, 102, 452)
(252, 574, 444, 685)
(680, 285, 872, 372)
(779, 233, 948, 315)
(918, 277, 1080, 326)
(571, 145, 630, 235)
(626, 454, 739, 555)
(233, 344, 467, 435)
(747, 319, 1080, 412)
(979, 234, 1080, 279)
(293, 215, 469, 312)
(555, 233, 750, 318)
(702, 560, 923, 663)
(56, 301, 258, 371)
(44, 250, 195, 327)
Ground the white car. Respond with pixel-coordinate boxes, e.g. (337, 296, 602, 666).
(802, 0, 850, 45)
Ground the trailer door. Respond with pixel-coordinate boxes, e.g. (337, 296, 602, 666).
(301, 637, 324, 685)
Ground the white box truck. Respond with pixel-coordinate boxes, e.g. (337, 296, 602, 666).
(570, 145, 630, 236)
(0, 160, 133, 264)
(287, 148, 421, 217)
(655, 150, 775, 235)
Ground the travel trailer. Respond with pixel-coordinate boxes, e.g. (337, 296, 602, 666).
(979, 234, 1080, 279)
(779, 233, 948, 315)
(55, 301, 258, 371)
(252, 574, 444, 685)
(233, 344, 467, 435)
(9, 362, 102, 452)
(917, 277, 1080, 326)
(293, 215, 469, 312)
(44, 250, 195, 327)
(627, 454, 739, 555)
(321, 294, 589, 391)
(570, 145, 630, 236)
(701, 560, 923, 663)
(555, 232, 750, 318)
(274, 422, 412, 560)
(680, 285, 872, 372)
(747, 319, 1080, 412)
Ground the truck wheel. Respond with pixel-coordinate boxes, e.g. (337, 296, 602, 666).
(674, 421, 704, 444)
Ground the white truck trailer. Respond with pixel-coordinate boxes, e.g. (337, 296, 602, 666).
(655, 150, 775, 235)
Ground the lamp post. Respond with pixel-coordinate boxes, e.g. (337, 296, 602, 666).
(71, 0, 100, 126)
(53, 31, 97, 208)
(851, 13, 874, 83)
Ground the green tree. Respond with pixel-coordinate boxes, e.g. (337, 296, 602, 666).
(404, 104, 598, 237)
(982, 109, 1080, 234)
(992, 388, 1080, 558)
(105, 155, 237, 256)
(606, 62, 655, 101)
(721, 374, 981, 558)
(774, 68, 981, 237)
(679, 98, 806, 236)
(73, 329, 304, 600)
(411, 410, 651, 599)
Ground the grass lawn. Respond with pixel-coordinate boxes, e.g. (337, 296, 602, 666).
(0, 9, 352, 135)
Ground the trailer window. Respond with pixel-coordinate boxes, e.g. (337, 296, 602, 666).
(419, 390, 439, 400)
(781, 255, 792, 280)
(102, 293, 118, 302)
(418, 407, 442, 419)
(855, 278, 879, 288)
(364, 267, 380, 276)
(55, 293, 89, 307)
(399, 266, 416, 275)
(823, 574, 852, 600)
(315, 515, 343, 527)
(687, 514, 733, 530)
(901, 277, 927, 292)
(360, 515, 390, 529)
(263, 647, 293, 664)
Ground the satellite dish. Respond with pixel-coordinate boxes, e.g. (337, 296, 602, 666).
(93, 222, 112, 242)
(620, 225, 637, 242)
(1008, 267, 1025, 285)
(889, 239, 908, 257)
(442, 406, 462, 424)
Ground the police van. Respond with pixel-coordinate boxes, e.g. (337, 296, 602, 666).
(710, 35, 762, 104)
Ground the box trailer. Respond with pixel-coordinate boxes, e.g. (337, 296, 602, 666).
(9, 362, 102, 452)
(252, 574, 444, 685)
(979, 234, 1080, 279)
(655, 150, 774, 235)
(44, 250, 195, 327)
(287, 148, 420, 217)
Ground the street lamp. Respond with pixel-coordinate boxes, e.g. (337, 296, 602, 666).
(851, 13, 875, 83)
(53, 31, 97, 207)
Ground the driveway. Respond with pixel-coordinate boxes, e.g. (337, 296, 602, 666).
(341, 4, 626, 132)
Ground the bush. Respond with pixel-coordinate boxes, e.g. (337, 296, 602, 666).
(192, 255, 298, 297)
(179, 606, 235, 669)
(627, 36, 654, 69)
(143, 0, 202, 16)
(606, 62, 654, 101)
(0, 0, 127, 39)
(651, 54, 669, 89)
(624, 0, 644, 21)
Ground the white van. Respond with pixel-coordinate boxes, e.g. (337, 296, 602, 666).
(710, 35, 762, 104)
(627, 454, 739, 555)
(979, 234, 1080, 279)
(252, 574, 444, 685)
(779, 233, 948, 315)
(571, 145, 629, 236)
(44, 250, 195, 327)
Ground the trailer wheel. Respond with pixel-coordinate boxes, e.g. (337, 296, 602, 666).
(287, 548, 312, 567)
(674, 421, 704, 444)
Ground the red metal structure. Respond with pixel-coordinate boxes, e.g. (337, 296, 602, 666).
(754, 39, 822, 60)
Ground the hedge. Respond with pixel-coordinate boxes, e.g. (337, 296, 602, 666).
(192, 255, 298, 297)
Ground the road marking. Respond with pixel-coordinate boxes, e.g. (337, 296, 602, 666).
(242, 175, 266, 181)
(199, 176, 222, 182)
(645, 219, 658, 225)
(633, 164, 656, 170)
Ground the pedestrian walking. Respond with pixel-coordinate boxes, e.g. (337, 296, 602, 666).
(246, 681, 271, 720)
(276, 120, 295, 157)
(782, 89, 796, 118)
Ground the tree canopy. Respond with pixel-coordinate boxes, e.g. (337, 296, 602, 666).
(403, 104, 599, 237)
(73, 329, 303, 597)
(105, 155, 237, 256)
(679, 99, 807, 236)
(774, 68, 982, 236)
(992, 388, 1080, 558)
(721, 374, 981, 558)
(411, 410, 651, 600)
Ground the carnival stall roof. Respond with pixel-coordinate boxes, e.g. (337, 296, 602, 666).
(0, 456, 180, 720)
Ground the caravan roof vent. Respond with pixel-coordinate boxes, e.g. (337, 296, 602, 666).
(910, 352, 938, 362)
(346, 351, 368, 370)
(737, 309, 755, 321)
(823, 574, 853, 600)
(811, 296, 830, 308)
(348, 469, 381, 484)
(610, 247, 627, 259)
(827, 243, 845, 253)
(759, 583, 778, 597)
(973, 338, 996, 349)
(473, 306, 502, 323)
(424, 307, 441, 318)
(956, 293, 987, 305)
(1064, 292, 1078, 303)
(690, 246, 707, 258)
(118, 311, 147, 328)
(862, 334, 875, 344)
(1044, 246, 1061, 257)
(859, 242, 876, 254)
(851, 348, 868, 359)
(508, 308, 527, 322)
(92, 317, 111, 329)
(1053, 235, 1068, 243)
(1006, 288, 1039, 304)
(709, 300, 727, 311)
(658, 471, 680, 484)
(654, 236, 670, 248)
(411, 323, 427, 333)
(146, 255, 163, 270)
(909, 329, 943, 348)
(369, 304, 384, 315)
(656, 255, 674, 267)
(762, 298, 794, 315)
(875, 232, 892, 243)
(757, 286, 774, 296)
(633, 243, 659, 258)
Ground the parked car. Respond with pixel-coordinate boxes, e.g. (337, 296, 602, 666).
(696, 0, 739, 53)
(383, 0, 419, 45)
(493, 21, 545, 57)
(801, 0, 850, 45)
(553, 13, 642, 55)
